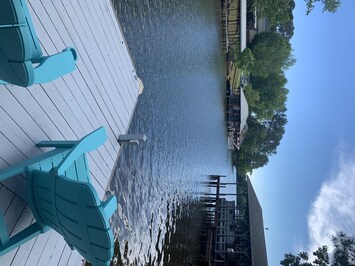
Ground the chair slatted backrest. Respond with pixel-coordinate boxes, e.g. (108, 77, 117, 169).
(31, 171, 60, 231)
(0, 0, 42, 86)
(30, 157, 114, 266)
(0, 0, 42, 60)
(56, 178, 114, 265)
(63, 154, 91, 183)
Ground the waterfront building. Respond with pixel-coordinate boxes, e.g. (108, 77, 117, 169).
(223, 0, 271, 150)
(201, 175, 267, 265)
(215, 198, 237, 252)
(231, 175, 268, 266)
(226, 87, 249, 149)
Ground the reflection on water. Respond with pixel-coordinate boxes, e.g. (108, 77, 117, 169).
(107, 0, 234, 264)
(160, 200, 207, 265)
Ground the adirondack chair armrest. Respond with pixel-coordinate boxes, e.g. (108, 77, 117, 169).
(0, 220, 49, 256)
(31, 48, 78, 84)
(56, 127, 107, 175)
(36, 140, 79, 148)
(0, 161, 28, 181)
(0, 210, 9, 246)
(102, 195, 117, 219)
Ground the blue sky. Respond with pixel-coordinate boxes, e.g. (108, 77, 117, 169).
(250, 1, 355, 265)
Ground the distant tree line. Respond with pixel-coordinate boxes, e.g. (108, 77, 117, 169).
(254, 0, 341, 18)
(305, 0, 341, 15)
(232, 0, 341, 176)
(280, 231, 355, 266)
(232, 0, 295, 176)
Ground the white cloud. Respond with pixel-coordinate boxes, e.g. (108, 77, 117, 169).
(307, 149, 355, 255)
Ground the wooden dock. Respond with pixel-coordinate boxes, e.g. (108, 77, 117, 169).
(220, 0, 240, 54)
(0, 0, 140, 264)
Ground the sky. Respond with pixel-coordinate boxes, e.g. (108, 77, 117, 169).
(250, 1, 355, 265)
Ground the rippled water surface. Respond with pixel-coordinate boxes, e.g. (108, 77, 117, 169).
(108, 0, 234, 264)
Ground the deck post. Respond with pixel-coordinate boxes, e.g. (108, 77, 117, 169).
(118, 134, 147, 145)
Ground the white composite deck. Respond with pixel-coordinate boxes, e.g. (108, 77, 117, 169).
(0, 0, 139, 265)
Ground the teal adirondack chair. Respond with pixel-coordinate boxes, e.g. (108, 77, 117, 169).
(0, 0, 78, 87)
(0, 127, 117, 266)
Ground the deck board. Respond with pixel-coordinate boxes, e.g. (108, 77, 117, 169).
(0, 0, 140, 264)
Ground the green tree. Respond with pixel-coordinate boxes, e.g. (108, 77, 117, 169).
(331, 231, 355, 266)
(253, 0, 295, 26)
(250, 72, 289, 120)
(280, 246, 328, 266)
(233, 110, 287, 175)
(274, 1, 295, 40)
(280, 232, 355, 266)
(233, 69, 290, 174)
(248, 32, 295, 78)
(313, 246, 330, 266)
(233, 3, 296, 174)
(262, 111, 287, 154)
(305, 0, 341, 15)
(242, 84, 260, 108)
(276, 19, 295, 40)
(280, 251, 313, 266)
(253, 0, 295, 39)
(236, 48, 255, 72)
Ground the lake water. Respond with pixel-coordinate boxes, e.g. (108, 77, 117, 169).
(108, 0, 235, 264)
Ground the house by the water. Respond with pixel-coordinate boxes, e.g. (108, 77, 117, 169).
(224, 0, 270, 150)
(199, 175, 268, 266)
(226, 84, 249, 149)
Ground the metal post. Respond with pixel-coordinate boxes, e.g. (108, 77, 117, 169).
(117, 134, 147, 145)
